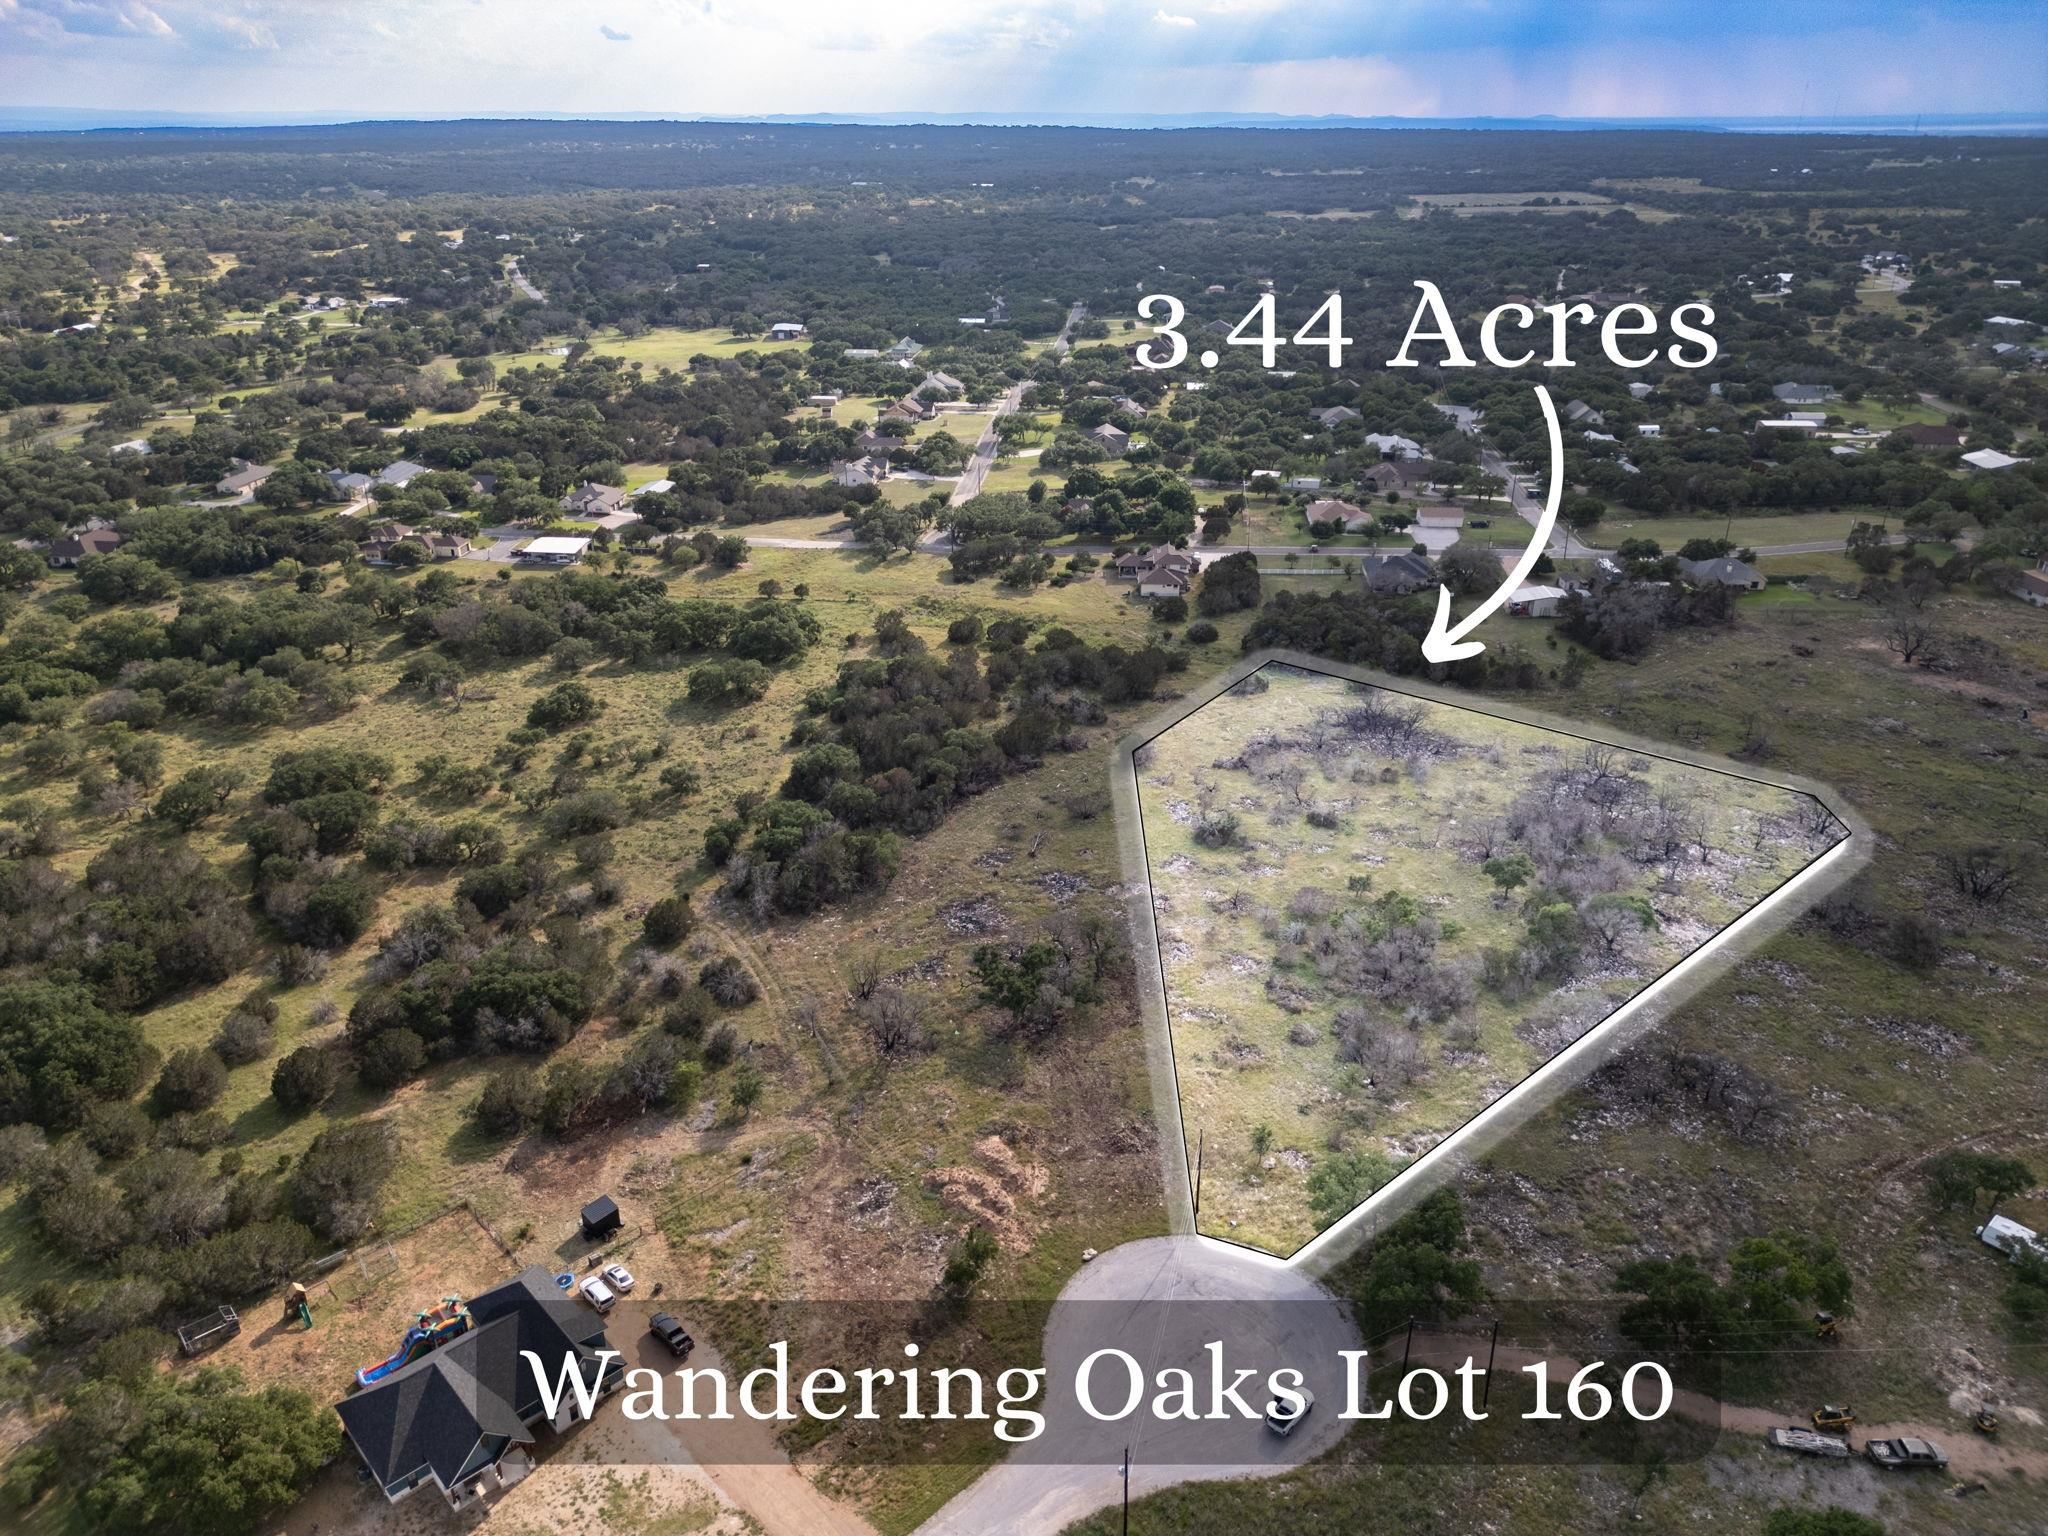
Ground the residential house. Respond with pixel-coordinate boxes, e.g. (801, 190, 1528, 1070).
(1360, 460, 1435, 496)
(1563, 399, 1604, 426)
(355, 522, 418, 562)
(1114, 546, 1199, 597)
(1992, 278, 2024, 290)
(215, 461, 274, 496)
(1361, 432, 1423, 460)
(1360, 553, 1436, 595)
(885, 337, 923, 361)
(1090, 423, 1131, 456)
(881, 396, 933, 423)
(842, 348, 881, 360)
(1984, 315, 2032, 338)
(1305, 498, 1366, 528)
(335, 1265, 624, 1509)
(325, 470, 375, 500)
(470, 473, 499, 498)
(915, 371, 964, 400)
(1756, 418, 1821, 434)
(1679, 556, 1764, 591)
(1772, 382, 1836, 405)
(1627, 382, 1654, 400)
(830, 457, 889, 489)
(1962, 448, 2028, 472)
(2016, 557, 2048, 608)
(515, 536, 592, 566)
(46, 528, 123, 567)
(560, 482, 629, 516)
(806, 391, 843, 409)
(854, 430, 903, 456)
(110, 438, 152, 457)
(1414, 505, 1465, 531)
(1313, 405, 1362, 429)
(378, 460, 430, 489)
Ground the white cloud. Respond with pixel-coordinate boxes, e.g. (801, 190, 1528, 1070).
(599, 23, 630, 41)
(1153, 9, 1195, 26)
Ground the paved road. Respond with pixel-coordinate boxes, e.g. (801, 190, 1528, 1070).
(916, 1236, 1360, 1536)
(945, 301, 1086, 510)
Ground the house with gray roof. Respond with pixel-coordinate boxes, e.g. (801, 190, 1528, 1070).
(378, 460, 431, 488)
(1360, 552, 1437, 595)
(1678, 556, 1764, 591)
(561, 481, 630, 516)
(335, 1265, 622, 1509)
(1313, 405, 1362, 429)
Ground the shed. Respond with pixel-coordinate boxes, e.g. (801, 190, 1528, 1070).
(580, 1196, 621, 1242)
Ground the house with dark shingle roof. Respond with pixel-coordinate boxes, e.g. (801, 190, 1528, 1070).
(1360, 552, 1437, 595)
(1678, 556, 1764, 591)
(336, 1265, 622, 1509)
(47, 528, 123, 567)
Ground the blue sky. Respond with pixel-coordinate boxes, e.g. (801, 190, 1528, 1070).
(0, 1, 2043, 123)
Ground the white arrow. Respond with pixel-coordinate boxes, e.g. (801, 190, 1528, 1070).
(1420, 382, 1564, 664)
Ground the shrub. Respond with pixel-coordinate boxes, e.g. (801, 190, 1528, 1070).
(527, 681, 604, 731)
(1185, 620, 1219, 644)
(699, 956, 760, 1007)
(80, 1100, 150, 1160)
(1192, 810, 1243, 848)
(643, 896, 694, 948)
(356, 1028, 427, 1089)
(470, 1070, 540, 1135)
(947, 615, 984, 645)
(153, 1047, 228, 1114)
(270, 1045, 344, 1112)
(288, 1122, 398, 1243)
(211, 1011, 276, 1066)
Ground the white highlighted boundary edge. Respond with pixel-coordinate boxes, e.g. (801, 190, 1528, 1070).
(1111, 648, 1872, 1277)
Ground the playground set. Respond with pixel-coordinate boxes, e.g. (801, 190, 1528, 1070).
(353, 1295, 473, 1388)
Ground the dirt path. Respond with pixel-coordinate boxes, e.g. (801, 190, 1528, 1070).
(1404, 1334, 2048, 1482)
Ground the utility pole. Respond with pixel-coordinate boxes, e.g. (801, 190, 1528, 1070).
(1192, 1130, 1204, 1219)
(1402, 1317, 1415, 1372)
(1121, 1445, 1131, 1535)
(1481, 1320, 1500, 1411)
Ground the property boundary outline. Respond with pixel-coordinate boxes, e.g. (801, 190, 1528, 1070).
(1112, 648, 1872, 1275)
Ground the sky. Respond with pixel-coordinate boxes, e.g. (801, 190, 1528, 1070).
(0, 0, 2044, 126)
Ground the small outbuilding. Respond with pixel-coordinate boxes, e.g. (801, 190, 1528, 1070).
(580, 1196, 622, 1243)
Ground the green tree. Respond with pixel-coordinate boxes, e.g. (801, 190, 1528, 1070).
(1307, 1149, 1400, 1231)
(79, 1368, 340, 1536)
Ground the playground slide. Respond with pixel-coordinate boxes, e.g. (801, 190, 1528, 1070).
(355, 1301, 470, 1388)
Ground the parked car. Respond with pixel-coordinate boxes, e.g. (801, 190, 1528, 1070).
(578, 1275, 617, 1313)
(1265, 1388, 1315, 1436)
(602, 1262, 635, 1293)
(649, 1312, 694, 1359)
(1864, 1437, 1948, 1470)
(1768, 1427, 1852, 1459)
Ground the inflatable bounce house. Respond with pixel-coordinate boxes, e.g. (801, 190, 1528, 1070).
(354, 1296, 471, 1388)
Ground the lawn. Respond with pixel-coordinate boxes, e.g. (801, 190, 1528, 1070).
(1593, 511, 1877, 551)
(494, 325, 811, 374)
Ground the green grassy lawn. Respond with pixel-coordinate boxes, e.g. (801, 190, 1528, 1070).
(493, 325, 811, 375)
(1594, 511, 1879, 551)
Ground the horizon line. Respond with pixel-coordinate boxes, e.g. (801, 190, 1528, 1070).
(1, 108, 2045, 139)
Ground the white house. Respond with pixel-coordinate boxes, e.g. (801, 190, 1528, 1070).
(516, 536, 592, 566)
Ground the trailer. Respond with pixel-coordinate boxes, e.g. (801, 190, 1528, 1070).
(176, 1305, 241, 1356)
